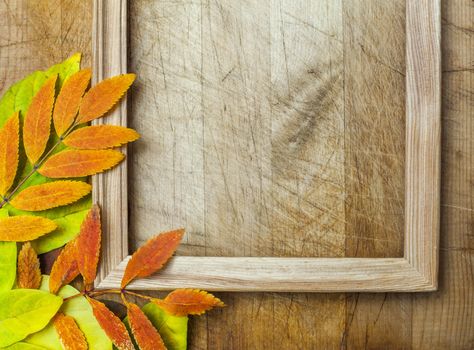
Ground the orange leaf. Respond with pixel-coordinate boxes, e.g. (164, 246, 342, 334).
(78, 74, 135, 123)
(153, 289, 224, 316)
(53, 313, 88, 350)
(23, 75, 57, 164)
(87, 297, 134, 350)
(53, 69, 92, 135)
(10, 181, 91, 211)
(38, 149, 124, 178)
(49, 239, 80, 294)
(0, 112, 19, 196)
(0, 215, 57, 241)
(76, 205, 101, 286)
(127, 302, 166, 350)
(121, 229, 184, 288)
(17, 242, 42, 289)
(63, 125, 140, 150)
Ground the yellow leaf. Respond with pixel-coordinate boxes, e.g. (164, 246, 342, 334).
(0, 216, 57, 241)
(17, 242, 42, 289)
(10, 181, 91, 211)
(63, 125, 139, 149)
(0, 112, 19, 196)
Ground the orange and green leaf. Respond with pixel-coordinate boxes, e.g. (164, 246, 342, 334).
(63, 125, 140, 150)
(23, 75, 57, 164)
(17, 242, 42, 289)
(53, 68, 92, 135)
(53, 313, 88, 350)
(87, 297, 134, 350)
(78, 74, 135, 123)
(38, 149, 124, 178)
(153, 289, 224, 317)
(76, 205, 101, 286)
(121, 229, 184, 288)
(0, 112, 19, 196)
(49, 239, 80, 294)
(0, 215, 57, 241)
(127, 302, 166, 350)
(10, 180, 91, 211)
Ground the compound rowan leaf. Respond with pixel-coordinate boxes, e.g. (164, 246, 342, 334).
(53, 69, 92, 136)
(152, 289, 224, 317)
(53, 313, 88, 350)
(0, 112, 19, 196)
(63, 125, 140, 150)
(78, 74, 135, 123)
(127, 302, 166, 350)
(10, 181, 92, 211)
(76, 205, 101, 286)
(0, 216, 57, 241)
(49, 239, 80, 294)
(87, 297, 134, 350)
(121, 229, 184, 288)
(23, 75, 57, 164)
(17, 242, 42, 289)
(38, 149, 125, 178)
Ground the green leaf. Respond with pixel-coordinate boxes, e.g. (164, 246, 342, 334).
(0, 209, 16, 292)
(25, 276, 112, 350)
(2, 342, 48, 349)
(0, 289, 62, 347)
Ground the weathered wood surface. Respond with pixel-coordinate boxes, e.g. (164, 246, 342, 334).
(0, 0, 472, 349)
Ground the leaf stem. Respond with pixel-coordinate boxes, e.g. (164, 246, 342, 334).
(63, 291, 85, 302)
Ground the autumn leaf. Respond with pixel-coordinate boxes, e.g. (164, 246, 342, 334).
(53, 68, 92, 135)
(23, 75, 57, 164)
(17, 242, 42, 289)
(76, 205, 101, 286)
(10, 181, 91, 211)
(152, 289, 224, 317)
(87, 297, 134, 350)
(53, 313, 88, 350)
(121, 229, 184, 288)
(63, 125, 140, 150)
(0, 216, 57, 241)
(127, 302, 166, 350)
(0, 112, 19, 196)
(78, 74, 135, 123)
(38, 149, 124, 178)
(49, 239, 80, 294)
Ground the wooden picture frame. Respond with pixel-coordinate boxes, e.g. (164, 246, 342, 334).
(92, 0, 440, 292)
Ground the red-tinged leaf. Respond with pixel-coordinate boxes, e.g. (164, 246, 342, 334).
(87, 297, 135, 350)
(23, 75, 57, 164)
(0, 215, 57, 241)
(121, 229, 184, 288)
(78, 74, 135, 123)
(38, 149, 125, 178)
(17, 242, 42, 289)
(76, 205, 101, 286)
(127, 302, 166, 350)
(153, 289, 224, 316)
(53, 312, 88, 350)
(10, 180, 91, 211)
(53, 68, 92, 135)
(63, 125, 140, 150)
(0, 112, 19, 196)
(49, 239, 80, 294)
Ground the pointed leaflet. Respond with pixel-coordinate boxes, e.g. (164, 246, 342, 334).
(0, 216, 57, 241)
(153, 289, 224, 317)
(53, 69, 91, 135)
(38, 149, 124, 178)
(53, 313, 88, 350)
(76, 205, 101, 286)
(10, 181, 91, 211)
(78, 74, 135, 123)
(87, 297, 134, 350)
(49, 239, 80, 294)
(17, 242, 42, 289)
(127, 302, 166, 350)
(0, 112, 19, 196)
(63, 125, 140, 150)
(23, 75, 57, 164)
(121, 229, 184, 288)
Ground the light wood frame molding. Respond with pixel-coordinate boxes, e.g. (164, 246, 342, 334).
(92, 0, 441, 292)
